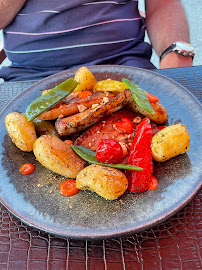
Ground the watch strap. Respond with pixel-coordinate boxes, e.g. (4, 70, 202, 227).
(160, 44, 176, 61)
(160, 42, 195, 61)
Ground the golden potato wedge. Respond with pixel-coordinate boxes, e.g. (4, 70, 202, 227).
(76, 164, 128, 200)
(5, 112, 37, 151)
(151, 123, 190, 162)
(33, 135, 86, 178)
(73, 66, 97, 93)
(93, 80, 127, 92)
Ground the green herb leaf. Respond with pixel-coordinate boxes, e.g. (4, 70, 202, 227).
(25, 78, 78, 121)
(71, 145, 143, 171)
(122, 78, 155, 114)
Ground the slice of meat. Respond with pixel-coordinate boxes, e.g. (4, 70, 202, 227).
(74, 110, 162, 153)
(75, 109, 141, 152)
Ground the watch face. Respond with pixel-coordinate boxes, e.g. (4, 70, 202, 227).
(175, 41, 194, 52)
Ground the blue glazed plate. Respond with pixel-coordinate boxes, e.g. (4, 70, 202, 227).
(0, 65, 201, 240)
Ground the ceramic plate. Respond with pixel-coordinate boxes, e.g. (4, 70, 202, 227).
(0, 65, 201, 240)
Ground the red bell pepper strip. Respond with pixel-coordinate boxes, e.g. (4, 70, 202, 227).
(145, 92, 159, 103)
(126, 118, 153, 192)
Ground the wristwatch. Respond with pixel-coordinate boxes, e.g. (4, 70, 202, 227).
(160, 41, 195, 61)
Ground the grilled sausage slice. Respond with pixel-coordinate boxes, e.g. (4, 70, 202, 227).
(55, 89, 132, 136)
(128, 100, 167, 124)
(38, 91, 116, 120)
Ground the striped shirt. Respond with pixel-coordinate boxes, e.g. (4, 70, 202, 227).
(0, 0, 154, 81)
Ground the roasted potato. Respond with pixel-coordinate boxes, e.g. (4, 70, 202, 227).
(151, 123, 190, 162)
(33, 135, 86, 178)
(76, 164, 128, 200)
(73, 66, 97, 93)
(5, 112, 37, 151)
(93, 80, 126, 93)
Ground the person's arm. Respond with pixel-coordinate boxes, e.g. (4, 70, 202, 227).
(0, 0, 27, 29)
(145, 0, 192, 68)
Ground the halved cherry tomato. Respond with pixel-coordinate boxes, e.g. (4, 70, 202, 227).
(77, 90, 92, 99)
(148, 175, 159, 190)
(20, 163, 35, 175)
(59, 179, 79, 196)
(145, 92, 159, 103)
(114, 117, 134, 134)
(96, 139, 124, 164)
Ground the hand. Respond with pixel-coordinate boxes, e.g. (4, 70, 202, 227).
(160, 52, 193, 69)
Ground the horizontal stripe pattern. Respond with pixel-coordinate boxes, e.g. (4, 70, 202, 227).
(4, 18, 141, 36)
(83, 0, 138, 5)
(4, 38, 136, 54)
(17, 0, 138, 15)
(18, 10, 60, 15)
(1, 0, 153, 81)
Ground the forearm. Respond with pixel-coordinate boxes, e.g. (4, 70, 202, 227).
(145, 0, 190, 56)
(145, 0, 192, 68)
(0, 0, 27, 29)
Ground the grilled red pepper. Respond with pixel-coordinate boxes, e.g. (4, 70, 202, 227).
(145, 92, 159, 103)
(126, 118, 153, 192)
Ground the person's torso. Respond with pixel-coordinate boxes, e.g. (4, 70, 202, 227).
(3, 0, 144, 68)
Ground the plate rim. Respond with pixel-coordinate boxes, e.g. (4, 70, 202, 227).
(0, 65, 201, 240)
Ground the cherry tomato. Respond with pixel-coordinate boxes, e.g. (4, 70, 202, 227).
(145, 92, 159, 103)
(59, 179, 79, 196)
(148, 175, 159, 190)
(96, 139, 124, 164)
(20, 163, 35, 175)
(114, 117, 134, 134)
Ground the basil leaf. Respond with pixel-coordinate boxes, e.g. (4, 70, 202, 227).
(71, 145, 143, 171)
(122, 78, 155, 114)
(25, 78, 78, 121)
